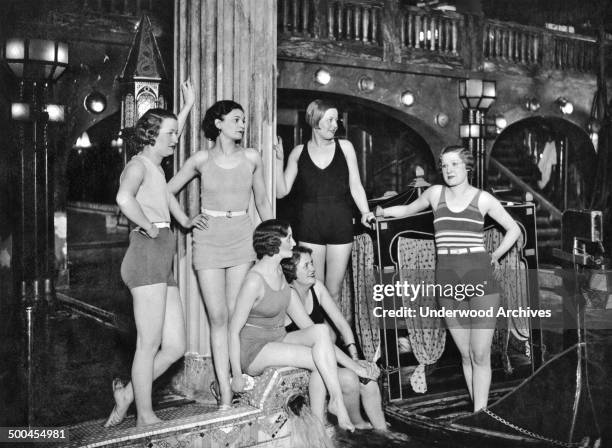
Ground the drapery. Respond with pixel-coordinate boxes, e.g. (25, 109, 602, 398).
(397, 237, 446, 393)
(340, 233, 379, 362)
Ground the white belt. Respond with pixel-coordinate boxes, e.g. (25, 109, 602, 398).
(202, 208, 247, 218)
(134, 222, 170, 232)
(437, 247, 486, 255)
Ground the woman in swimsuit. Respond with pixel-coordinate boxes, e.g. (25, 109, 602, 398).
(229, 219, 371, 431)
(168, 99, 274, 408)
(276, 99, 373, 305)
(283, 246, 387, 430)
(376, 145, 520, 412)
(105, 81, 207, 427)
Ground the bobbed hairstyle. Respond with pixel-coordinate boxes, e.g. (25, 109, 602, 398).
(438, 145, 474, 172)
(253, 219, 291, 259)
(305, 99, 336, 129)
(202, 100, 244, 141)
(134, 108, 177, 150)
(281, 246, 313, 283)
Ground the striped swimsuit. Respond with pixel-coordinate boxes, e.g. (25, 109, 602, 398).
(434, 187, 497, 298)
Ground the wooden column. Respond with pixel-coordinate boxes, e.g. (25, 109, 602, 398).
(173, 0, 277, 370)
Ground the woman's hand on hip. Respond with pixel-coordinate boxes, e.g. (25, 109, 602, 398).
(186, 213, 209, 230)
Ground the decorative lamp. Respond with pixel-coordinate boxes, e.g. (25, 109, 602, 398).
(2, 38, 68, 81)
(458, 79, 496, 110)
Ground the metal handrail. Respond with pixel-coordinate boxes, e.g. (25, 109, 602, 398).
(489, 157, 562, 221)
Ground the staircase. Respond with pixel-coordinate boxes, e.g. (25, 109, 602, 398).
(487, 149, 562, 260)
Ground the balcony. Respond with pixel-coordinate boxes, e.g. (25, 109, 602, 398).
(277, 0, 609, 76)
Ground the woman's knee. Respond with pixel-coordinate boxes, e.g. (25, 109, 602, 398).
(338, 369, 359, 394)
(470, 347, 491, 366)
(312, 324, 332, 342)
(208, 308, 229, 328)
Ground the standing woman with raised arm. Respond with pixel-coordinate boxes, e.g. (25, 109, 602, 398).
(376, 145, 521, 412)
(276, 100, 374, 304)
(168, 100, 274, 409)
(105, 81, 207, 427)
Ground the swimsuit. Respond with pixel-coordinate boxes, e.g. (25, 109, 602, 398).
(239, 271, 291, 372)
(192, 151, 256, 270)
(294, 139, 354, 245)
(120, 155, 177, 289)
(434, 187, 498, 298)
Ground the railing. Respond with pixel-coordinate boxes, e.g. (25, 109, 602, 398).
(327, 0, 383, 45)
(400, 6, 461, 55)
(278, 0, 315, 37)
(483, 19, 541, 65)
(550, 33, 598, 72)
(277, 1, 609, 74)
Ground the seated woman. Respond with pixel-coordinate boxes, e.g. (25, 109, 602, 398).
(282, 247, 387, 430)
(229, 219, 373, 432)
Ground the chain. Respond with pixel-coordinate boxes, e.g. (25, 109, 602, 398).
(483, 409, 585, 447)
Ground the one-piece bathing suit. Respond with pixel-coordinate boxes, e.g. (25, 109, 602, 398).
(239, 271, 291, 372)
(434, 187, 498, 299)
(294, 139, 354, 245)
(192, 150, 256, 270)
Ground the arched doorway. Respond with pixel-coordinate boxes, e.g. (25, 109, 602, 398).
(489, 116, 597, 257)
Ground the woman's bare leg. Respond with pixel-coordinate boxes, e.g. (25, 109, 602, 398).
(249, 325, 354, 431)
(360, 382, 387, 430)
(105, 286, 186, 427)
(225, 263, 252, 316)
(130, 283, 167, 426)
(338, 368, 370, 428)
(197, 269, 232, 407)
(309, 370, 327, 423)
(324, 243, 352, 304)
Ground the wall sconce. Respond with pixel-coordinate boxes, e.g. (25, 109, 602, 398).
(357, 76, 375, 92)
(11, 102, 31, 121)
(74, 131, 92, 149)
(458, 79, 496, 110)
(523, 96, 540, 112)
(459, 123, 481, 138)
(11, 102, 65, 122)
(314, 68, 331, 85)
(556, 97, 573, 115)
(84, 90, 107, 114)
(435, 113, 449, 128)
(400, 90, 415, 107)
(45, 104, 65, 122)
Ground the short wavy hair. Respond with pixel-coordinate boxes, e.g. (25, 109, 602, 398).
(281, 246, 313, 283)
(305, 99, 336, 129)
(253, 219, 291, 259)
(134, 108, 177, 150)
(439, 145, 474, 172)
(202, 100, 244, 141)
